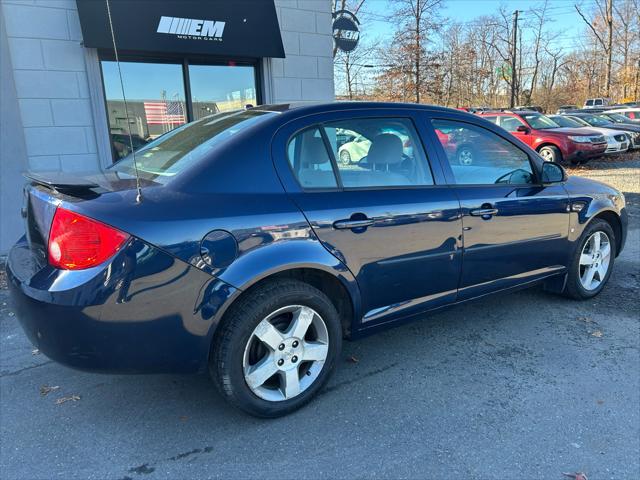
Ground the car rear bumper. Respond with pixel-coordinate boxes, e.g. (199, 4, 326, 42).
(6, 236, 237, 374)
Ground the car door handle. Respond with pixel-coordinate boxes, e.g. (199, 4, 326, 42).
(333, 219, 375, 229)
(470, 208, 499, 217)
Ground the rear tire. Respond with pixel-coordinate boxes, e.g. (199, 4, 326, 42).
(563, 219, 616, 300)
(210, 279, 342, 417)
(538, 145, 562, 163)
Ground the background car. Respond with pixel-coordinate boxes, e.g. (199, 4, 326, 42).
(548, 115, 630, 154)
(563, 112, 640, 149)
(479, 111, 607, 163)
(605, 108, 640, 123)
(557, 105, 579, 114)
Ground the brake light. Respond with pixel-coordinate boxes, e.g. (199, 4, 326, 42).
(48, 207, 129, 270)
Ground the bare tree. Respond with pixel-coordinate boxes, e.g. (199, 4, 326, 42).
(385, 0, 443, 103)
(575, 0, 615, 96)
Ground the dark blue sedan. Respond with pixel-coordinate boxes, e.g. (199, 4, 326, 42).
(6, 102, 628, 417)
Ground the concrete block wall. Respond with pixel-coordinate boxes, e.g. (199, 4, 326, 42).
(1, 0, 99, 173)
(270, 0, 334, 102)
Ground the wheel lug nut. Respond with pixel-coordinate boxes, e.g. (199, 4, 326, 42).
(278, 344, 285, 351)
(277, 359, 284, 366)
(292, 341, 299, 348)
(291, 356, 298, 363)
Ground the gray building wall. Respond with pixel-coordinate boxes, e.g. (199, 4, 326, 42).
(1, 6, 29, 254)
(0, 0, 334, 254)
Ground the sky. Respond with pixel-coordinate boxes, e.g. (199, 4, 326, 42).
(359, 0, 588, 52)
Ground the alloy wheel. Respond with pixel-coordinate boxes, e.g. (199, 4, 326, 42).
(540, 148, 554, 161)
(579, 231, 611, 291)
(242, 305, 329, 402)
(340, 150, 351, 165)
(458, 148, 473, 165)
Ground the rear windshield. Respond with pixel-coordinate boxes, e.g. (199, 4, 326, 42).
(109, 109, 276, 184)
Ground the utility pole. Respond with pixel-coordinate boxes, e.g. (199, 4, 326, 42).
(510, 10, 519, 108)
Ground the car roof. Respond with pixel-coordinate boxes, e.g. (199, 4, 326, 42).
(251, 101, 465, 117)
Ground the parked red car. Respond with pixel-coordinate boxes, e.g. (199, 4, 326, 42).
(479, 111, 607, 163)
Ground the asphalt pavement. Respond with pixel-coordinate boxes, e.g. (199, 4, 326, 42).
(1, 164, 638, 480)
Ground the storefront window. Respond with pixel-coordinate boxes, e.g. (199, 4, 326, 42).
(101, 59, 258, 161)
(101, 61, 187, 160)
(189, 65, 257, 120)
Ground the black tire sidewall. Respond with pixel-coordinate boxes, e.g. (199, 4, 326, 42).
(566, 219, 616, 299)
(212, 280, 342, 417)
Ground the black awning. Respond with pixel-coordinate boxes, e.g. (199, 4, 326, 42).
(76, 0, 285, 58)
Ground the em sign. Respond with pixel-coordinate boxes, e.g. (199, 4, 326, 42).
(333, 10, 360, 52)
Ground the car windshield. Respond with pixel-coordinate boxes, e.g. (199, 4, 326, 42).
(603, 113, 630, 123)
(550, 116, 583, 128)
(521, 114, 560, 129)
(109, 110, 276, 184)
(566, 116, 592, 127)
(579, 114, 610, 127)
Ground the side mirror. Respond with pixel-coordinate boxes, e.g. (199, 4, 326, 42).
(541, 162, 566, 183)
(516, 125, 531, 133)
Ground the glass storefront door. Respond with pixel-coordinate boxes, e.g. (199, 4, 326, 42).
(100, 58, 258, 161)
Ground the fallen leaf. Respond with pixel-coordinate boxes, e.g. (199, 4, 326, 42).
(179, 416, 188, 422)
(591, 330, 603, 337)
(597, 399, 604, 405)
(55, 395, 80, 405)
(347, 355, 359, 363)
(40, 385, 60, 396)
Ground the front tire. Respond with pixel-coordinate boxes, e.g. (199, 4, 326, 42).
(210, 279, 342, 417)
(538, 145, 562, 163)
(563, 219, 616, 299)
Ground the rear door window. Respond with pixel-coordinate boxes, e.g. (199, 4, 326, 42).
(287, 118, 434, 189)
(322, 118, 434, 188)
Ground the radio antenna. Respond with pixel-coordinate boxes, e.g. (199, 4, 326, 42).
(105, 0, 143, 203)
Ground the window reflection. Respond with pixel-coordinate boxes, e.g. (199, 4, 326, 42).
(189, 64, 257, 119)
(101, 61, 187, 160)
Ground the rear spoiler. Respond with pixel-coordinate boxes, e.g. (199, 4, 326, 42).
(24, 172, 101, 197)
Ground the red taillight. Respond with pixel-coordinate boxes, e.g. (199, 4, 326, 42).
(47, 207, 129, 270)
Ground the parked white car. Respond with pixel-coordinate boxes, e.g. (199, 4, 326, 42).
(548, 115, 630, 154)
(606, 108, 640, 123)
